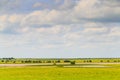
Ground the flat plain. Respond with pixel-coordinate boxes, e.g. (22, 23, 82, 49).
(0, 63, 120, 80)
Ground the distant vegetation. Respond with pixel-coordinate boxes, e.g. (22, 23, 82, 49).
(0, 58, 120, 64)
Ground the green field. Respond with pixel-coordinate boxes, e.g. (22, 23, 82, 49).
(0, 64, 120, 80)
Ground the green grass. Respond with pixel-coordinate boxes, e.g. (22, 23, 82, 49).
(0, 64, 120, 80)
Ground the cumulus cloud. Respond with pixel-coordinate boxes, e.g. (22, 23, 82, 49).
(58, 0, 77, 10)
(1, 0, 120, 26)
(22, 0, 120, 27)
(0, 0, 120, 49)
(102, 0, 120, 7)
(74, 0, 120, 22)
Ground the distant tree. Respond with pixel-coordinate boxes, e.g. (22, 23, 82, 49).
(1, 60, 4, 63)
(57, 60, 60, 63)
(47, 61, 51, 63)
(100, 60, 103, 62)
(21, 61, 24, 63)
(64, 60, 70, 63)
(107, 60, 110, 62)
(114, 60, 117, 62)
(70, 61, 75, 65)
(84, 60, 86, 63)
(38, 61, 42, 63)
(13, 61, 16, 63)
(89, 60, 92, 62)
(87, 60, 89, 62)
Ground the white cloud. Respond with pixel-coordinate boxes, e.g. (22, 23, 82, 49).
(0, 22, 6, 31)
(0, 15, 7, 22)
(109, 27, 120, 36)
(8, 14, 24, 23)
(74, 0, 120, 22)
(0, 22, 120, 49)
(58, 0, 76, 10)
(2, 0, 117, 33)
(103, 0, 120, 7)
(0, 0, 120, 49)
(83, 27, 108, 33)
(20, 0, 120, 28)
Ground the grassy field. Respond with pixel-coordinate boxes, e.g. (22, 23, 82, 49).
(0, 64, 120, 80)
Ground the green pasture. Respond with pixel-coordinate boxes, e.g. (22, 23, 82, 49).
(0, 64, 120, 80)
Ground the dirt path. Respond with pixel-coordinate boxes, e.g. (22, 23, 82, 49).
(0, 63, 119, 67)
(0, 64, 42, 67)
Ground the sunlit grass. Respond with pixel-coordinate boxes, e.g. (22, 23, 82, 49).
(0, 64, 120, 80)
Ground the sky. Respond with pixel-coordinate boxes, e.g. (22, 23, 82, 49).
(0, 0, 120, 58)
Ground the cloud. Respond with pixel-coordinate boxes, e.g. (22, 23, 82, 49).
(22, 0, 120, 28)
(74, 0, 120, 22)
(0, 22, 120, 49)
(58, 0, 77, 10)
(0, 0, 120, 49)
(102, 0, 120, 7)
(32, 2, 49, 9)
(20, 10, 72, 27)
(32, 0, 77, 11)
(1, 0, 120, 24)
(0, 14, 24, 34)
(0, 0, 22, 14)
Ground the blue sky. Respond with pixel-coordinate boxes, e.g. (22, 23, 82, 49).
(0, 0, 120, 58)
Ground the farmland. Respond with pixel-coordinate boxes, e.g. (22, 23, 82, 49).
(0, 63, 120, 80)
(0, 58, 120, 80)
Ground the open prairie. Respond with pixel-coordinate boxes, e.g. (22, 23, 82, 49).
(0, 63, 120, 80)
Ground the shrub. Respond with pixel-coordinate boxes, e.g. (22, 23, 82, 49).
(70, 61, 75, 65)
